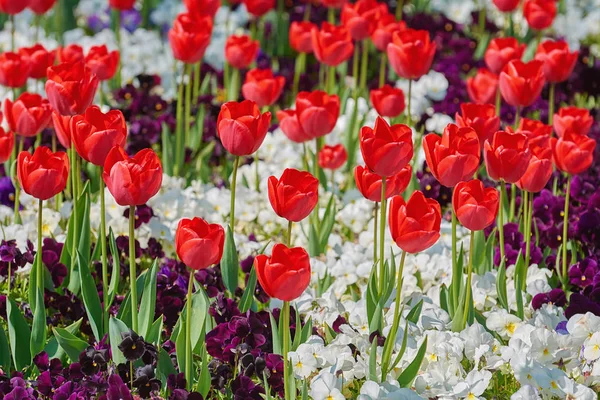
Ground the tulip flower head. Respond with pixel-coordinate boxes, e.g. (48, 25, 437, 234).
(371, 12, 407, 52)
(499, 59, 546, 107)
(268, 168, 319, 222)
(534, 40, 578, 83)
(388, 191, 442, 254)
(254, 243, 311, 301)
(225, 35, 260, 70)
(84, 45, 120, 81)
(318, 144, 348, 170)
(354, 164, 412, 202)
(370, 85, 406, 118)
(183, 0, 221, 17)
(276, 109, 312, 143)
(72, 106, 128, 166)
(217, 100, 272, 156)
(551, 132, 596, 175)
(340, 0, 387, 41)
(311, 23, 354, 67)
(455, 103, 500, 148)
(176, 217, 225, 270)
(523, 0, 557, 31)
(289, 21, 317, 54)
(295, 91, 340, 139)
(19, 44, 56, 80)
(45, 61, 99, 116)
(169, 12, 214, 64)
(360, 116, 413, 177)
(103, 147, 163, 206)
(387, 29, 436, 80)
(4, 92, 53, 137)
(241, 68, 286, 108)
(553, 107, 594, 138)
(17, 146, 69, 201)
(0, 52, 32, 88)
(492, 0, 520, 12)
(51, 112, 73, 149)
(243, 0, 275, 17)
(484, 37, 526, 75)
(0, 127, 15, 164)
(484, 130, 532, 183)
(423, 123, 480, 188)
(453, 180, 499, 231)
(516, 137, 553, 193)
(466, 68, 498, 105)
(28, 0, 56, 14)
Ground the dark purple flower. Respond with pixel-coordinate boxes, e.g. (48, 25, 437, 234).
(106, 374, 133, 400)
(532, 288, 567, 310)
(569, 258, 599, 288)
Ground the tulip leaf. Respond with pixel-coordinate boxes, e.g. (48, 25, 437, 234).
(496, 260, 509, 311)
(107, 228, 120, 310)
(138, 258, 159, 338)
(146, 317, 163, 347)
(239, 267, 257, 313)
(300, 317, 313, 345)
(116, 271, 147, 327)
(52, 327, 88, 362)
(319, 196, 336, 252)
(77, 250, 104, 342)
(28, 251, 40, 315)
(398, 336, 428, 388)
(45, 318, 82, 361)
(389, 320, 410, 372)
(30, 282, 47, 360)
(6, 297, 31, 370)
(0, 324, 11, 370)
(175, 320, 187, 376)
(221, 226, 239, 294)
(269, 312, 281, 355)
(109, 317, 130, 366)
(66, 182, 91, 295)
(157, 347, 177, 390)
(308, 222, 320, 257)
(198, 344, 211, 399)
(161, 122, 173, 176)
(407, 299, 424, 324)
(368, 336, 378, 382)
(472, 229, 486, 274)
(439, 284, 449, 314)
(366, 261, 381, 333)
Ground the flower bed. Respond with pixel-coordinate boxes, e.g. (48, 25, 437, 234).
(0, 0, 599, 399)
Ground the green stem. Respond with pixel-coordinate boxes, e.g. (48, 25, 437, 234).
(37, 199, 43, 303)
(378, 178, 387, 294)
(114, 10, 122, 89)
(7, 262, 11, 294)
(185, 63, 192, 150)
(359, 41, 369, 92)
(525, 191, 533, 270)
(379, 53, 387, 88)
(230, 156, 240, 231)
(509, 184, 516, 222)
(495, 86, 501, 117)
(185, 272, 194, 390)
(383, 249, 406, 377)
(478, 7, 486, 33)
(514, 106, 521, 129)
(13, 138, 23, 224)
(461, 230, 475, 329)
(193, 62, 201, 106)
(303, 3, 311, 20)
(327, 7, 335, 24)
(292, 53, 306, 99)
(10, 14, 15, 52)
(228, 68, 239, 101)
(561, 175, 571, 288)
(287, 221, 293, 247)
(100, 168, 109, 336)
(282, 301, 291, 400)
(406, 80, 412, 125)
(548, 83, 555, 127)
(498, 180, 506, 266)
(373, 202, 379, 263)
(129, 205, 138, 332)
(174, 64, 185, 176)
(326, 65, 335, 94)
(69, 148, 78, 288)
(395, 0, 403, 20)
(451, 209, 458, 304)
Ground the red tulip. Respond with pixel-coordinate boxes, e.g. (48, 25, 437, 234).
(387, 29, 436, 80)
(102, 147, 163, 206)
(551, 132, 596, 175)
(45, 61, 99, 116)
(29, 0, 56, 14)
(523, 0, 556, 31)
(217, 100, 271, 156)
(109, 0, 135, 10)
(183, 0, 221, 17)
(484, 130, 532, 183)
(311, 23, 354, 67)
(254, 243, 311, 301)
(51, 112, 72, 149)
(0, 52, 31, 88)
(322, 0, 347, 7)
(423, 123, 480, 188)
(268, 168, 319, 222)
(0, 0, 29, 14)
(84, 45, 120, 81)
(318, 144, 347, 170)
(499, 59, 545, 107)
(17, 146, 69, 201)
(241, 68, 285, 108)
(455, 103, 500, 148)
(354, 164, 412, 202)
(225, 35, 260, 69)
(19, 44, 56, 80)
(360, 116, 413, 177)
(175, 217, 225, 270)
(516, 137, 553, 193)
(534, 40, 578, 83)
(371, 12, 406, 52)
(341, 0, 387, 41)
(276, 109, 312, 143)
(553, 106, 594, 138)
(370, 84, 405, 118)
(518, 118, 552, 144)
(0, 127, 14, 163)
(4, 93, 53, 137)
(453, 180, 499, 231)
(466, 68, 498, 104)
(484, 37, 526, 75)
(290, 21, 316, 54)
(296, 90, 340, 138)
(243, 0, 275, 17)
(169, 13, 213, 64)
(57, 44, 84, 64)
(388, 191, 441, 254)
(72, 106, 127, 166)
(492, 0, 520, 12)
